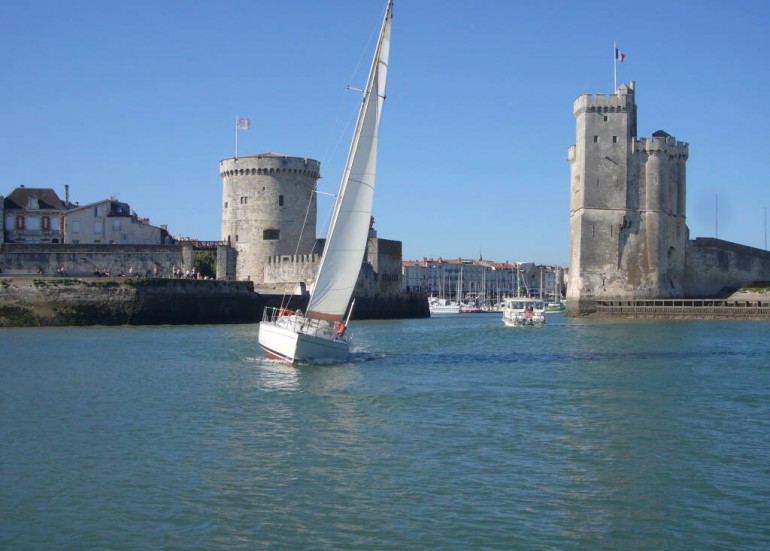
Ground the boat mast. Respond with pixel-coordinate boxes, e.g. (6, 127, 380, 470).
(305, 0, 393, 321)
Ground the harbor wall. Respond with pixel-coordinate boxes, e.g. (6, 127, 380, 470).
(0, 243, 189, 278)
(0, 277, 428, 327)
(0, 278, 265, 326)
(594, 296, 770, 320)
(683, 238, 770, 297)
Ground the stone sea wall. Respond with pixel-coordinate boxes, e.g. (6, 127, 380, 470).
(0, 277, 429, 327)
(0, 278, 264, 327)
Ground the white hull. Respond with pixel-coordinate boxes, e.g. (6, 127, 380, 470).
(502, 316, 545, 327)
(429, 298, 461, 315)
(430, 304, 461, 315)
(501, 298, 546, 327)
(258, 310, 350, 364)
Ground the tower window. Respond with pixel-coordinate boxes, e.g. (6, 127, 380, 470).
(263, 229, 280, 240)
(612, 136, 618, 143)
(224, 201, 228, 208)
(593, 136, 599, 143)
(279, 195, 284, 206)
(603, 116, 608, 121)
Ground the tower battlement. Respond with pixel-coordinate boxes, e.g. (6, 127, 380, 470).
(573, 82, 636, 116)
(633, 136, 689, 157)
(219, 154, 320, 179)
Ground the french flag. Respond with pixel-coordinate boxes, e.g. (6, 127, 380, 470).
(615, 47, 626, 63)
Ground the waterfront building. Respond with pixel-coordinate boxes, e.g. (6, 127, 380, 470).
(2, 186, 168, 246)
(63, 198, 167, 245)
(402, 257, 564, 304)
(2, 186, 71, 244)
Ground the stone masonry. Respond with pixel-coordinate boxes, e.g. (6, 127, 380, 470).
(567, 82, 770, 315)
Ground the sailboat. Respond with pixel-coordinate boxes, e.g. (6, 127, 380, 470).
(258, 0, 393, 363)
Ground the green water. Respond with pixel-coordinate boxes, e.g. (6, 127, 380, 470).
(1, 315, 769, 550)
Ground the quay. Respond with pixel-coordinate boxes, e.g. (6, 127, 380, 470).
(0, 276, 427, 327)
(595, 296, 770, 320)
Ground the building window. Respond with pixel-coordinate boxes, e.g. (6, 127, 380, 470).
(94, 222, 102, 234)
(15, 216, 25, 230)
(224, 201, 228, 208)
(603, 116, 608, 121)
(593, 136, 599, 143)
(279, 195, 284, 206)
(71, 221, 80, 234)
(94, 206, 101, 217)
(612, 136, 618, 143)
(42, 216, 51, 231)
(263, 229, 280, 240)
(112, 220, 121, 231)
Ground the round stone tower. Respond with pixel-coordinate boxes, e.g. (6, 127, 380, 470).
(219, 153, 321, 283)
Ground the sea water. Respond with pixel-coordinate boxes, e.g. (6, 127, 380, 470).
(1, 315, 769, 550)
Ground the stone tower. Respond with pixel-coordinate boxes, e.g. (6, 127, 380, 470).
(567, 82, 689, 315)
(219, 153, 321, 283)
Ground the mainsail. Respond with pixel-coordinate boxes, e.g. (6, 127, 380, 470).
(305, 1, 393, 322)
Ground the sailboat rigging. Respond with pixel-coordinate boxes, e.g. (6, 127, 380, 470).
(258, 0, 393, 363)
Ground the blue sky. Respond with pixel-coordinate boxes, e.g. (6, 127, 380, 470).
(2, 0, 769, 266)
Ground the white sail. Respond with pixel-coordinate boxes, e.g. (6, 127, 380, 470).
(306, 1, 392, 322)
(258, 0, 393, 363)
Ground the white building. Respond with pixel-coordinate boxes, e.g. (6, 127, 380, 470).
(403, 257, 564, 303)
(64, 199, 165, 245)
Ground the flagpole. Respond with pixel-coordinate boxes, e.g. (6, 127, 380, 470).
(613, 42, 617, 92)
(235, 116, 239, 159)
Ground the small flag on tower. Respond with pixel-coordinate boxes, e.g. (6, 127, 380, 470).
(615, 47, 626, 63)
(236, 117, 251, 130)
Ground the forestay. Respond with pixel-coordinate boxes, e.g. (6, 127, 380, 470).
(306, 1, 393, 322)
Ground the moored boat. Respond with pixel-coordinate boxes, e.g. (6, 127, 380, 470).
(429, 297, 461, 315)
(544, 301, 566, 313)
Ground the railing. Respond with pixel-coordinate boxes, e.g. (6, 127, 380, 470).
(595, 298, 770, 319)
(261, 306, 351, 342)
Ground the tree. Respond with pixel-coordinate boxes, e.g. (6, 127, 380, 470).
(193, 250, 216, 279)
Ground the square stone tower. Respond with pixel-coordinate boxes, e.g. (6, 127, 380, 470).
(567, 82, 689, 315)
